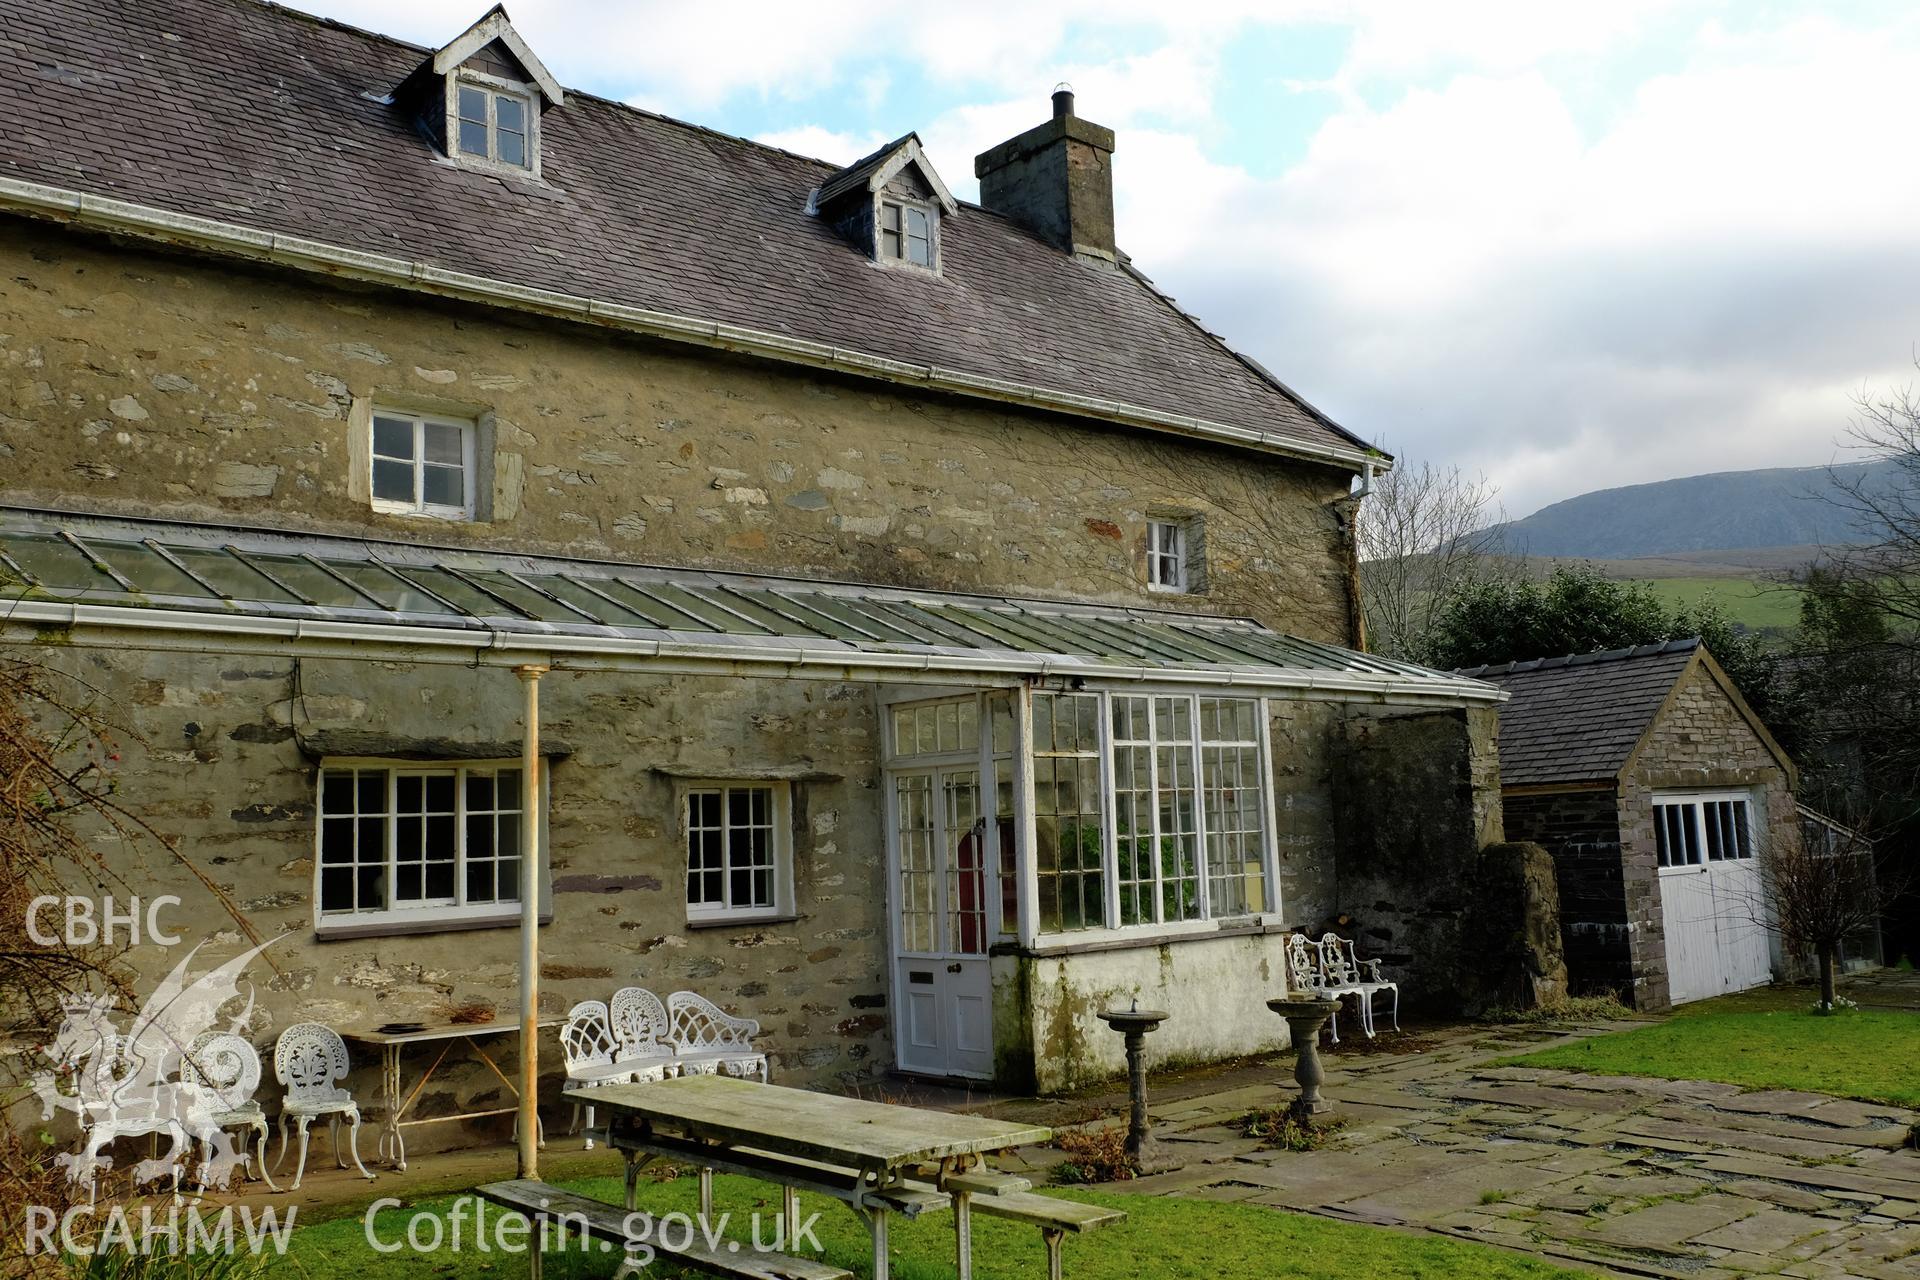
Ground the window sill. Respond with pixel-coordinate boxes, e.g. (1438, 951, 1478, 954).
(685, 911, 799, 931)
(315, 907, 550, 941)
(370, 503, 475, 523)
(993, 914, 1286, 958)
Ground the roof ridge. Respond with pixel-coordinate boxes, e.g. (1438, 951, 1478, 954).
(1454, 636, 1700, 678)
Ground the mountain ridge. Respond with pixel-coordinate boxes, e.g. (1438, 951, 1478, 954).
(1488, 461, 1894, 559)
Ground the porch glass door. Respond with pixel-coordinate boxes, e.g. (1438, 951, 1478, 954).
(892, 768, 993, 1078)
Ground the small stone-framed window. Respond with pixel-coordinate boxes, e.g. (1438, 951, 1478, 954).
(371, 408, 476, 520)
(878, 199, 936, 270)
(1147, 516, 1204, 593)
(447, 71, 537, 176)
(682, 782, 795, 926)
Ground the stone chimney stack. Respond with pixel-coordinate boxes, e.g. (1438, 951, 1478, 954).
(974, 87, 1116, 265)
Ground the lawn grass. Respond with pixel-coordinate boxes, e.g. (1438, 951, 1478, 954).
(1499, 990, 1920, 1107)
(279, 1170, 1589, 1280)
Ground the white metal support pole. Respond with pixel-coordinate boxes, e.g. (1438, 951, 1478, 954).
(516, 663, 547, 1181)
(1012, 683, 1040, 949)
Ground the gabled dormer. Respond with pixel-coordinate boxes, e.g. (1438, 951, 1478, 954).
(812, 135, 957, 275)
(399, 6, 564, 180)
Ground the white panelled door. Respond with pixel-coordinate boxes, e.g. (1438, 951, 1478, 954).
(890, 768, 994, 1079)
(1654, 791, 1774, 1004)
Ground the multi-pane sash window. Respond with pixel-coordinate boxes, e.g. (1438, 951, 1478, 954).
(371, 410, 474, 519)
(1032, 694, 1105, 932)
(878, 200, 933, 267)
(1147, 520, 1188, 591)
(456, 81, 530, 169)
(1654, 793, 1754, 868)
(317, 763, 523, 924)
(1029, 691, 1270, 936)
(685, 784, 790, 922)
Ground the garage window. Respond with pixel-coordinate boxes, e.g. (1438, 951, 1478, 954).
(1654, 793, 1753, 868)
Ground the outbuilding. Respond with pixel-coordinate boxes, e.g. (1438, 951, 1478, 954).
(1458, 640, 1797, 1009)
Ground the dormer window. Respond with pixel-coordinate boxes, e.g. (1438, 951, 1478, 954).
(813, 133, 957, 277)
(880, 201, 934, 268)
(401, 7, 565, 181)
(456, 79, 531, 169)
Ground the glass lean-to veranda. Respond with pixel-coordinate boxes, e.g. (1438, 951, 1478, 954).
(0, 506, 1502, 1085)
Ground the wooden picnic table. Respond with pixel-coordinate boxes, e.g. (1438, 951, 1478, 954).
(572, 1075, 1053, 1280)
(344, 1018, 562, 1171)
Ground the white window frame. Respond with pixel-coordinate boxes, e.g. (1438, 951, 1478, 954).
(312, 758, 542, 935)
(446, 69, 539, 178)
(1031, 689, 1279, 939)
(681, 781, 795, 926)
(875, 196, 939, 273)
(1653, 789, 1757, 870)
(1146, 519, 1190, 592)
(370, 408, 477, 521)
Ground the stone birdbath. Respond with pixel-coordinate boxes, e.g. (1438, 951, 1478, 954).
(1267, 996, 1340, 1119)
(1096, 1003, 1179, 1173)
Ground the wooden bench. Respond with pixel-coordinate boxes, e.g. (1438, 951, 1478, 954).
(476, 1178, 851, 1280)
(902, 1179, 1125, 1279)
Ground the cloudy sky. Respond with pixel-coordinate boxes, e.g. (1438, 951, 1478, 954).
(304, 0, 1920, 519)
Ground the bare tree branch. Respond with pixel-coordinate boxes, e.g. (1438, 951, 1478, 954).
(1355, 460, 1518, 663)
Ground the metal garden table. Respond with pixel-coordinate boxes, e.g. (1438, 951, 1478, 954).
(345, 1018, 561, 1171)
(573, 1075, 1051, 1280)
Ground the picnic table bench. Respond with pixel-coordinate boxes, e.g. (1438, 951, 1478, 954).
(567, 1075, 1122, 1280)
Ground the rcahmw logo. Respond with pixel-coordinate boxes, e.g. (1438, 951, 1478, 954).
(24, 1204, 296, 1257)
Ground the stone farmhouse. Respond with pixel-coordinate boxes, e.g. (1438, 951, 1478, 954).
(1460, 641, 1798, 1010)
(0, 0, 1509, 1127)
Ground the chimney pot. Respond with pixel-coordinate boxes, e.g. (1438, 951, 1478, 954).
(1052, 85, 1074, 119)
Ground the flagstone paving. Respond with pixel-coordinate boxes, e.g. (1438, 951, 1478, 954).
(1064, 1017, 1920, 1279)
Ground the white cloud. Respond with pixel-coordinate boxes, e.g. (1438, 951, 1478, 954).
(751, 126, 888, 166)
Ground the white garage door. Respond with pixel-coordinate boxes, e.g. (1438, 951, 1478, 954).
(1654, 791, 1774, 1005)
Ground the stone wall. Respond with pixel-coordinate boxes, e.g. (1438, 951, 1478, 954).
(1501, 788, 1634, 1000)
(24, 646, 891, 1151)
(0, 222, 1357, 644)
(1329, 704, 1505, 1011)
(1618, 660, 1799, 1010)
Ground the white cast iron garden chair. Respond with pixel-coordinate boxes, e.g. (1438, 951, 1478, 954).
(665, 991, 768, 1081)
(271, 1023, 372, 1189)
(561, 999, 643, 1149)
(181, 1031, 278, 1192)
(1324, 933, 1400, 1036)
(608, 986, 678, 1082)
(64, 1034, 187, 1203)
(1283, 932, 1348, 1044)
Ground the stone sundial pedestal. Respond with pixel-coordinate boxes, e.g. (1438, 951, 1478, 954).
(1266, 996, 1339, 1119)
(1096, 1004, 1181, 1174)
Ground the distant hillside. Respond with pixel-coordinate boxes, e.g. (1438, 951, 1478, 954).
(1489, 462, 1896, 559)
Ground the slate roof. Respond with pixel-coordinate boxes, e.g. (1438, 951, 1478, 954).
(1456, 640, 1701, 786)
(0, 0, 1368, 465)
